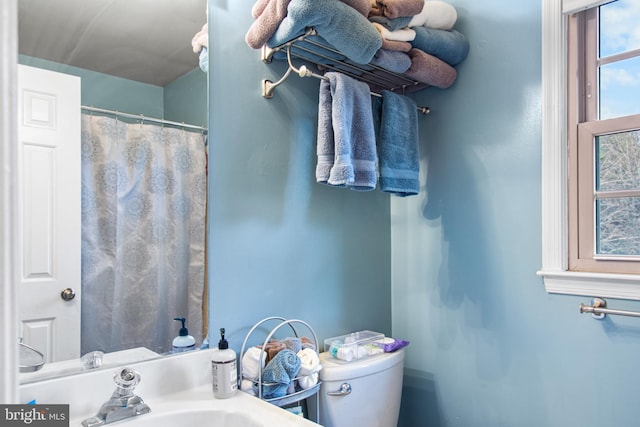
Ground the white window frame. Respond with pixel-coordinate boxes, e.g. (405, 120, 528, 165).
(538, 0, 640, 300)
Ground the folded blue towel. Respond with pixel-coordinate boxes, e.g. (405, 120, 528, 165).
(371, 49, 412, 74)
(258, 349, 301, 399)
(368, 15, 413, 31)
(410, 27, 469, 66)
(268, 0, 382, 64)
(316, 72, 377, 191)
(373, 91, 420, 196)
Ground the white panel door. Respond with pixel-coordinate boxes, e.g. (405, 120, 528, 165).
(17, 65, 81, 363)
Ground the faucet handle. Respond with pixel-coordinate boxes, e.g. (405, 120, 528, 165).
(81, 351, 104, 370)
(113, 367, 141, 391)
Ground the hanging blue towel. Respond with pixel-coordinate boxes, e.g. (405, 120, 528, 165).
(258, 349, 301, 399)
(268, 0, 382, 64)
(373, 91, 420, 196)
(316, 72, 377, 191)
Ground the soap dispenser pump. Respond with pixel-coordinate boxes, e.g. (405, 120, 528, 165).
(211, 328, 237, 398)
(172, 317, 196, 353)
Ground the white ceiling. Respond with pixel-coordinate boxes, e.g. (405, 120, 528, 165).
(18, 0, 207, 87)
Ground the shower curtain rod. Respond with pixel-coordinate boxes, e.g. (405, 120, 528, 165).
(81, 106, 208, 132)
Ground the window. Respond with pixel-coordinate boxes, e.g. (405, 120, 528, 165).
(540, 0, 640, 299)
(569, 1, 640, 275)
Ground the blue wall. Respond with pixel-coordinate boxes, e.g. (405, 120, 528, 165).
(207, 0, 393, 349)
(18, 55, 206, 124)
(18, 55, 164, 117)
(391, 1, 640, 426)
(208, 0, 640, 426)
(164, 67, 208, 126)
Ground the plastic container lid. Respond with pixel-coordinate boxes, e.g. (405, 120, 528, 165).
(318, 348, 405, 381)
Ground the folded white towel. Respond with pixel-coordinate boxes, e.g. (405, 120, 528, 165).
(242, 347, 267, 380)
(241, 379, 257, 395)
(297, 348, 322, 390)
(408, 0, 457, 30)
(372, 22, 416, 42)
(298, 348, 321, 375)
(298, 372, 319, 390)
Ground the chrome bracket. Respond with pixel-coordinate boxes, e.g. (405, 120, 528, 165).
(580, 297, 607, 320)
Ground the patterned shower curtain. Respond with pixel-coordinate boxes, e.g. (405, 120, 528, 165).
(80, 114, 207, 355)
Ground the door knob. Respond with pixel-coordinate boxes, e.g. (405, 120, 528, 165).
(60, 288, 76, 301)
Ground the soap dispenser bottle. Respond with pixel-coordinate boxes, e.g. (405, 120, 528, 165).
(172, 317, 196, 353)
(211, 328, 237, 398)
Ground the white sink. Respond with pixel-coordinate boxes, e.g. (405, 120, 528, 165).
(114, 409, 259, 427)
(89, 386, 317, 427)
(19, 349, 321, 426)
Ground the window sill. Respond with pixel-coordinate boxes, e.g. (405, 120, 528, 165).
(538, 269, 640, 300)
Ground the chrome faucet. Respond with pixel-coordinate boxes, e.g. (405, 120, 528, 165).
(81, 367, 151, 427)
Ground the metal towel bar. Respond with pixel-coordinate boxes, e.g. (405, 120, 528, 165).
(261, 28, 430, 114)
(579, 297, 640, 320)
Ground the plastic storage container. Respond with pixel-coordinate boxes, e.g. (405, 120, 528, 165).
(324, 330, 385, 363)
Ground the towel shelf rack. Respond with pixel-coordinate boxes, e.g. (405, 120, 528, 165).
(239, 317, 321, 421)
(261, 28, 430, 114)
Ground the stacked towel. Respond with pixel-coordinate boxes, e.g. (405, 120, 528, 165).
(191, 23, 209, 73)
(373, 90, 420, 196)
(301, 336, 316, 350)
(283, 337, 302, 353)
(258, 349, 301, 399)
(372, 22, 416, 42)
(405, 48, 457, 88)
(316, 72, 377, 191)
(369, 15, 413, 31)
(408, 0, 458, 30)
(191, 23, 208, 53)
(363, 0, 466, 83)
(245, 0, 292, 49)
(296, 348, 322, 390)
(240, 347, 267, 395)
(380, 38, 412, 53)
(259, 340, 287, 364)
(252, 0, 272, 18)
(268, 0, 382, 64)
(247, 0, 372, 50)
(341, 0, 372, 16)
(242, 347, 267, 379)
(411, 26, 469, 66)
(371, 49, 412, 73)
(371, 0, 425, 19)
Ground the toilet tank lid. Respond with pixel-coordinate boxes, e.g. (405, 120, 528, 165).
(318, 349, 404, 381)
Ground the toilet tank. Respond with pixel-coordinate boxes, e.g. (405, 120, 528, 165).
(309, 349, 405, 427)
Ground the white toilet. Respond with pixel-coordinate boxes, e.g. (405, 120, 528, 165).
(308, 349, 405, 427)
